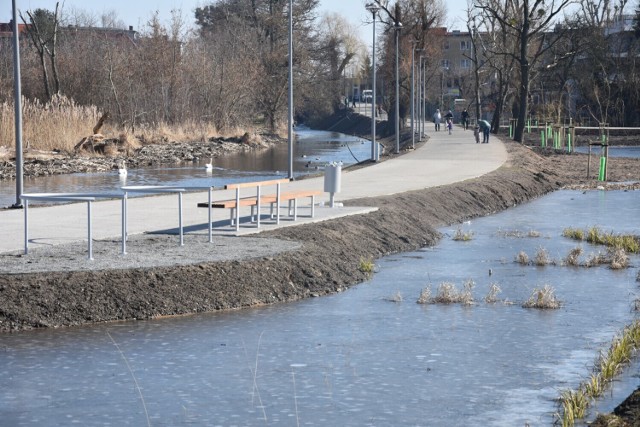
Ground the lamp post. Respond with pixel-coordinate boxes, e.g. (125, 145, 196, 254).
(412, 48, 423, 148)
(420, 56, 426, 139)
(11, 0, 23, 208)
(394, 20, 402, 154)
(365, 2, 380, 161)
(287, 0, 293, 179)
(472, 25, 481, 124)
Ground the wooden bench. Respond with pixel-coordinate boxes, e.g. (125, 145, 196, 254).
(197, 178, 321, 231)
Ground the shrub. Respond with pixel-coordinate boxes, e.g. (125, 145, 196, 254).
(359, 258, 375, 275)
(432, 280, 475, 305)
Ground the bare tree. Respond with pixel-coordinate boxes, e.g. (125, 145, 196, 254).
(475, 0, 572, 141)
(20, 3, 62, 100)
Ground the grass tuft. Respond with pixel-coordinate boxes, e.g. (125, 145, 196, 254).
(430, 280, 475, 305)
(484, 283, 502, 303)
(516, 251, 530, 265)
(563, 246, 583, 266)
(608, 247, 629, 270)
(534, 246, 553, 266)
(522, 285, 561, 309)
(359, 258, 375, 276)
(563, 226, 640, 254)
(452, 228, 474, 241)
(416, 286, 432, 304)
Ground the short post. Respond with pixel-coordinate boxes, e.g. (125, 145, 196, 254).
(87, 200, 93, 260)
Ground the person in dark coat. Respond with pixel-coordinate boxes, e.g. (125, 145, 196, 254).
(478, 120, 491, 143)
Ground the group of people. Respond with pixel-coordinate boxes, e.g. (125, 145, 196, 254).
(432, 108, 491, 143)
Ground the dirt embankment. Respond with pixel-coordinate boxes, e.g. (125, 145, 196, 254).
(3, 137, 638, 334)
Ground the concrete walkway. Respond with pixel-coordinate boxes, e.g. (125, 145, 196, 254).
(0, 124, 507, 254)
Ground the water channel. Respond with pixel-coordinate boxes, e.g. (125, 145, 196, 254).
(1, 189, 639, 426)
(0, 127, 373, 208)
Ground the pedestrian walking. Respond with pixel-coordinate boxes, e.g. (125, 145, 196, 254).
(461, 109, 469, 130)
(433, 109, 442, 131)
(473, 124, 480, 143)
(447, 118, 453, 135)
(478, 120, 491, 143)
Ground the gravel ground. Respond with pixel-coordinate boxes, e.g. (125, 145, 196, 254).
(0, 234, 301, 275)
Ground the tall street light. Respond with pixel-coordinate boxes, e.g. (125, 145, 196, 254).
(410, 41, 416, 150)
(287, 0, 294, 179)
(394, 20, 402, 154)
(11, 0, 23, 208)
(365, 2, 380, 161)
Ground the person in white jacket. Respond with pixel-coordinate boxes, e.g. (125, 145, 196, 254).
(433, 109, 442, 131)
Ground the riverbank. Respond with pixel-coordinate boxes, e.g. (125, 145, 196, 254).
(2, 138, 639, 333)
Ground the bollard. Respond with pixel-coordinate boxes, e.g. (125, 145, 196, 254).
(567, 133, 572, 153)
(527, 119, 531, 134)
(598, 157, 606, 181)
(509, 125, 512, 138)
(541, 131, 545, 147)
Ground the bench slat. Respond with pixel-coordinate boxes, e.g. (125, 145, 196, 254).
(225, 178, 291, 190)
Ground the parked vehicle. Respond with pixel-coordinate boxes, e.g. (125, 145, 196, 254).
(362, 90, 373, 103)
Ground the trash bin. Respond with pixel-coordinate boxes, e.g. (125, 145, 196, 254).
(324, 162, 342, 207)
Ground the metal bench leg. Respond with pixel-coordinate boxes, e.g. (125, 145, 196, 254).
(230, 208, 235, 226)
(293, 199, 298, 221)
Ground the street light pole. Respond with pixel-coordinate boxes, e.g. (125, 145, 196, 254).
(287, 0, 294, 179)
(366, 2, 380, 161)
(394, 21, 402, 154)
(410, 41, 416, 150)
(11, 0, 23, 208)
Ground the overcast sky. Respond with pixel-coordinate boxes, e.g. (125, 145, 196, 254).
(4, 0, 470, 43)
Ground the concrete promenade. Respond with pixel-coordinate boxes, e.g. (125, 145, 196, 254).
(0, 124, 507, 255)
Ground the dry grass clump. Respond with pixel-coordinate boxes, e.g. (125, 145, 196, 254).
(558, 388, 589, 427)
(516, 251, 530, 265)
(426, 280, 475, 305)
(497, 228, 541, 238)
(563, 246, 583, 266)
(608, 247, 629, 270)
(534, 246, 553, 266)
(522, 285, 561, 309)
(585, 251, 608, 267)
(416, 286, 432, 304)
(484, 283, 502, 303)
(562, 227, 585, 241)
(452, 228, 474, 241)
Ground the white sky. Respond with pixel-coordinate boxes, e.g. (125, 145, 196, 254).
(3, 0, 470, 43)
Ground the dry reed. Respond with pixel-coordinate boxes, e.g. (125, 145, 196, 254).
(522, 285, 561, 309)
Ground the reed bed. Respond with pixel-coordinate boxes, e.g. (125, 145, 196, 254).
(563, 226, 640, 254)
(0, 96, 229, 155)
(557, 320, 640, 426)
(0, 95, 100, 153)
